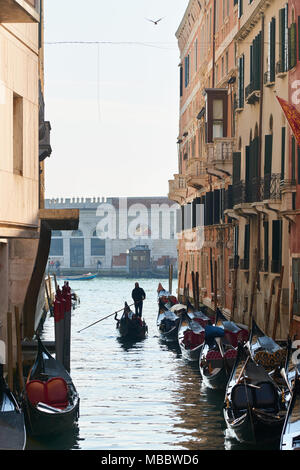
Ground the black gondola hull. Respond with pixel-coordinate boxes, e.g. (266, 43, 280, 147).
(118, 317, 148, 341)
(24, 398, 79, 437)
(23, 338, 80, 438)
(224, 407, 285, 444)
(0, 408, 26, 450)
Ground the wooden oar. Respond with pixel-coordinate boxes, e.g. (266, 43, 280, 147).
(77, 302, 137, 333)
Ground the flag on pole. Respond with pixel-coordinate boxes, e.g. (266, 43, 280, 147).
(276, 96, 300, 147)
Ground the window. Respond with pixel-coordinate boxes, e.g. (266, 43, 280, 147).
(238, 0, 243, 19)
(13, 94, 23, 176)
(243, 224, 250, 270)
(180, 65, 183, 97)
(271, 220, 282, 273)
(267, 18, 276, 82)
(194, 39, 198, 72)
(49, 231, 63, 256)
(91, 231, 105, 256)
(288, 13, 297, 69)
(185, 55, 190, 88)
(238, 55, 244, 108)
(205, 89, 228, 143)
(279, 5, 289, 73)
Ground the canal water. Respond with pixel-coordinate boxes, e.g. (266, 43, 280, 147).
(26, 277, 278, 451)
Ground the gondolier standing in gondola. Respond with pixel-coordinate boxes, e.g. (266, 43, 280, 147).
(132, 282, 146, 317)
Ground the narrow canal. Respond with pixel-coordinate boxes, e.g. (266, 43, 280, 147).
(26, 277, 278, 451)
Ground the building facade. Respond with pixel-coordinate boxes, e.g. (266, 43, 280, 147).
(169, 0, 238, 316)
(45, 197, 178, 277)
(169, 0, 300, 338)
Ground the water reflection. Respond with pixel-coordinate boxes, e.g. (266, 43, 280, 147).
(24, 277, 281, 450)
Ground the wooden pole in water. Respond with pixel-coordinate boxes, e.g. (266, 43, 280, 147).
(169, 264, 173, 294)
(272, 266, 284, 340)
(248, 248, 259, 326)
(14, 307, 24, 392)
(192, 271, 196, 307)
(213, 260, 218, 312)
(289, 281, 295, 338)
(195, 271, 200, 310)
(265, 277, 275, 336)
(7, 312, 13, 391)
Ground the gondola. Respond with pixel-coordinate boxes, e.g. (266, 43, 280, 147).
(280, 343, 300, 450)
(248, 318, 287, 376)
(0, 341, 26, 450)
(156, 299, 183, 343)
(157, 283, 178, 309)
(185, 300, 211, 328)
(178, 311, 206, 362)
(223, 344, 288, 444)
(115, 302, 148, 341)
(23, 337, 80, 437)
(199, 309, 248, 390)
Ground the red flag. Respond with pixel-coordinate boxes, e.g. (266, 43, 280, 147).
(276, 96, 300, 147)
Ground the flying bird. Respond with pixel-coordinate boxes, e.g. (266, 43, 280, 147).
(145, 17, 164, 25)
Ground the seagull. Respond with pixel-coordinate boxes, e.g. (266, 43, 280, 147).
(145, 17, 164, 25)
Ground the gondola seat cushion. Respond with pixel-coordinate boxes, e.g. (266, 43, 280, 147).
(26, 380, 46, 405)
(183, 330, 205, 349)
(231, 384, 254, 410)
(46, 378, 69, 409)
(26, 377, 69, 409)
(253, 382, 277, 409)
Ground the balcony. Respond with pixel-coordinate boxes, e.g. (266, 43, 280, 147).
(185, 158, 207, 190)
(245, 82, 260, 105)
(0, 0, 40, 23)
(207, 137, 234, 176)
(168, 174, 187, 204)
(232, 174, 282, 207)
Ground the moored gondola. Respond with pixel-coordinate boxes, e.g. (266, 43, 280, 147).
(156, 299, 183, 343)
(280, 343, 300, 450)
(115, 302, 148, 341)
(157, 283, 178, 309)
(199, 310, 248, 390)
(248, 318, 287, 376)
(186, 300, 211, 327)
(178, 311, 206, 362)
(23, 337, 80, 437)
(223, 344, 288, 444)
(0, 341, 26, 450)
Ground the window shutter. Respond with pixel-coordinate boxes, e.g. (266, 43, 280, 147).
(279, 8, 286, 71)
(238, 55, 244, 108)
(264, 134, 273, 176)
(269, 18, 276, 82)
(233, 152, 241, 184)
(281, 127, 286, 180)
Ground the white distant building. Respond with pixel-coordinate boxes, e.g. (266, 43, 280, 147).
(45, 197, 179, 276)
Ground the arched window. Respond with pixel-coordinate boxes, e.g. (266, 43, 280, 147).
(49, 231, 63, 256)
(91, 230, 105, 256)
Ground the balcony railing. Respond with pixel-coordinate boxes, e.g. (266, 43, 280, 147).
(207, 138, 234, 174)
(232, 174, 282, 205)
(185, 158, 207, 189)
(168, 174, 187, 204)
(245, 82, 260, 104)
(0, 0, 40, 23)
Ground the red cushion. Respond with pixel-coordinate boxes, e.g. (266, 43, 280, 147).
(26, 380, 46, 405)
(26, 377, 69, 409)
(224, 348, 237, 359)
(206, 350, 223, 361)
(183, 330, 205, 349)
(46, 378, 68, 408)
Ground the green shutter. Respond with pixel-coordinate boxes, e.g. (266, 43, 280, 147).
(264, 135, 273, 175)
(233, 152, 241, 184)
(270, 18, 276, 82)
(279, 8, 286, 71)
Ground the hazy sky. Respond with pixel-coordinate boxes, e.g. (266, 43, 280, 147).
(43, 0, 187, 199)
